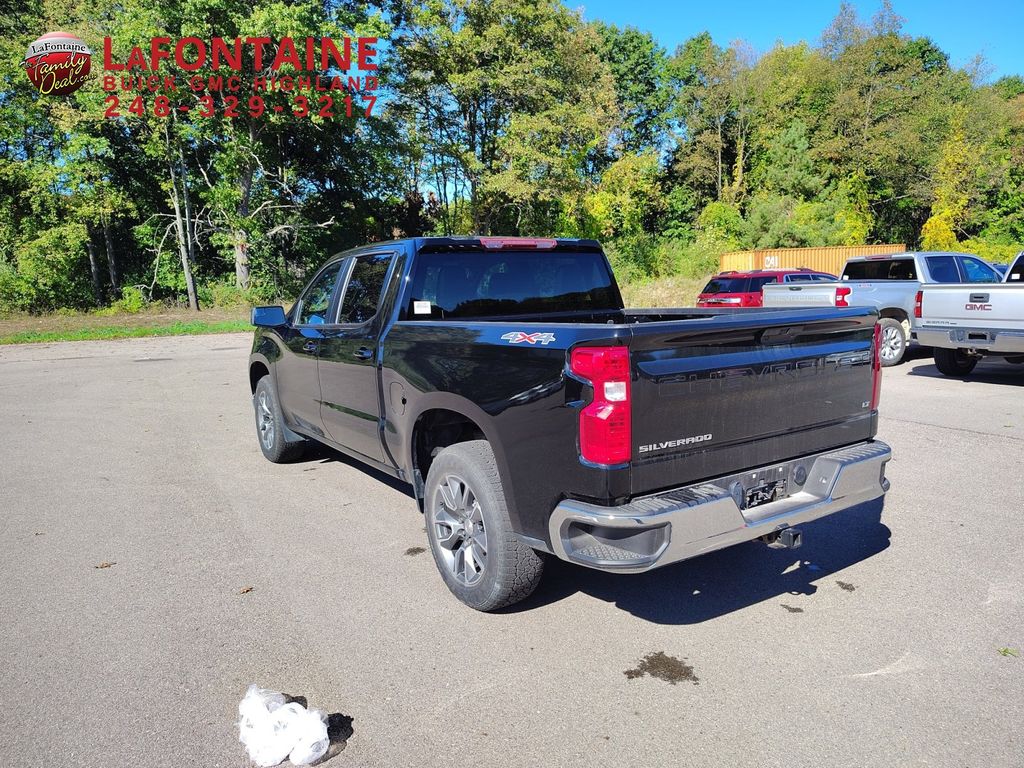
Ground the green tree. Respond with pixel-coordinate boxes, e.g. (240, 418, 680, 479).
(391, 0, 616, 234)
(592, 22, 670, 153)
(582, 152, 664, 239)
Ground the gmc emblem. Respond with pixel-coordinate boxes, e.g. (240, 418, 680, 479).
(965, 303, 992, 311)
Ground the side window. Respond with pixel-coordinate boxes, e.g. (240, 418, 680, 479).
(1008, 254, 1024, 282)
(925, 255, 959, 283)
(785, 274, 814, 282)
(959, 256, 999, 283)
(296, 263, 342, 326)
(337, 253, 393, 324)
(748, 276, 777, 291)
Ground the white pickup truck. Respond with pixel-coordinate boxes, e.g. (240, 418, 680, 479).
(762, 251, 1004, 366)
(914, 254, 1024, 375)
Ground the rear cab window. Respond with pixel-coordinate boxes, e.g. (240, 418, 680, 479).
(842, 259, 917, 281)
(403, 250, 619, 319)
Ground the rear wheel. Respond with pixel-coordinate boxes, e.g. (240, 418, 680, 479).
(424, 440, 544, 611)
(253, 376, 306, 463)
(878, 317, 907, 367)
(933, 348, 978, 377)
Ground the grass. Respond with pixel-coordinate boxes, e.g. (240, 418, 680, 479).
(619, 274, 711, 308)
(0, 272, 716, 345)
(0, 306, 252, 345)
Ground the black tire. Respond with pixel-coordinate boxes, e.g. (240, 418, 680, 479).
(424, 440, 544, 611)
(933, 348, 978, 377)
(878, 317, 907, 367)
(253, 376, 306, 463)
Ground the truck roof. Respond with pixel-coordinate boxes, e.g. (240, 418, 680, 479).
(844, 251, 975, 263)
(344, 236, 604, 254)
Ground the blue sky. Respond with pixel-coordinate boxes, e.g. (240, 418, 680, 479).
(574, 0, 1022, 80)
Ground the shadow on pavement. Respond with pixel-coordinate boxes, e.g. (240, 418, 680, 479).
(290, 428, 892, 625)
(281, 693, 354, 763)
(907, 358, 1024, 384)
(509, 498, 890, 624)
(296, 443, 416, 499)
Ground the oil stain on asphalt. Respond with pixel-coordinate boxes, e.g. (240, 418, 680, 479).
(625, 651, 699, 685)
(781, 604, 804, 613)
(404, 547, 426, 556)
(836, 581, 857, 592)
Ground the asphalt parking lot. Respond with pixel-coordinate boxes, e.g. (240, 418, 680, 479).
(1, 334, 1021, 768)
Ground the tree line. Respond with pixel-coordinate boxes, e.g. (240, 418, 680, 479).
(1, 0, 1022, 313)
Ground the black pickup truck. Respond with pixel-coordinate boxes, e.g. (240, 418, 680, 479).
(249, 237, 891, 610)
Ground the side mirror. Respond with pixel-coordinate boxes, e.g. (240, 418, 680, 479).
(251, 305, 288, 328)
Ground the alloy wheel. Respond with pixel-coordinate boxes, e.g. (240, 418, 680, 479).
(880, 324, 903, 363)
(257, 391, 275, 450)
(431, 473, 488, 586)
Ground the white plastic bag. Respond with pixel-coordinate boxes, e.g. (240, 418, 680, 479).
(239, 685, 291, 767)
(287, 708, 329, 766)
(237, 685, 330, 767)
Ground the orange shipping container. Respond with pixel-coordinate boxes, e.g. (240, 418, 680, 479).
(719, 244, 906, 278)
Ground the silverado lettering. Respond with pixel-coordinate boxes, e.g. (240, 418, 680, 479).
(638, 434, 713, 454)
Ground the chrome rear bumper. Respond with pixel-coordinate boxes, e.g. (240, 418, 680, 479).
(549, 440, 891, 573)
(916, 327, 1024, 355)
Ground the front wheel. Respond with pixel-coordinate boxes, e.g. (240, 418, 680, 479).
(424, 440, 544, 611)
(878, 317, 907, 367)
(253, 376, 307, 463)
(933, 348, 978, 377)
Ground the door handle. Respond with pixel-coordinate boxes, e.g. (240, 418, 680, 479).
(302, 340, 319, 353)
(353, 347, 373, 360)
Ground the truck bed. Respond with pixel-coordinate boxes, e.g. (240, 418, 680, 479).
(381, 306, 880, 542)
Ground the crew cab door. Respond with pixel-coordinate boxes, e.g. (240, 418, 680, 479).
(317, 251, 396, 462)
(275, 260, 345, 437)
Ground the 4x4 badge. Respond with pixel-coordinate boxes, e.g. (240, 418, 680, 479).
(501, 331, 556, 345)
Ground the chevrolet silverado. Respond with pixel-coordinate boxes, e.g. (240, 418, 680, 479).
(249, 237, 891, 610)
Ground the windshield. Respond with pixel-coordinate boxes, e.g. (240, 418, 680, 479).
(404, 250, 621, 319)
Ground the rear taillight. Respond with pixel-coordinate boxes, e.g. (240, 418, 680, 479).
(569, 346, 631, 465)
(914, 290, 922, 318)
(870, 322, 882, 410)
(835, 287, 852, 307)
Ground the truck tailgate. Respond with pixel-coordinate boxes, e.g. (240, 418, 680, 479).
(627, 308, 878, 497)
(762, 283, 839, 307)
(919, 284, 1024, 330)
